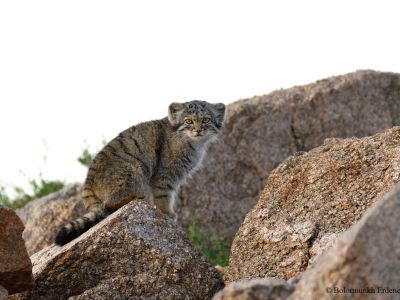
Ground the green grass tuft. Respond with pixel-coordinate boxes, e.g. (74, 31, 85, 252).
(77, 148, 95, 168)
(0, 175, 64, 210)
(187, 219, 231, 267)
(77, 140, 106, 168)
(0, 186, 13, 208)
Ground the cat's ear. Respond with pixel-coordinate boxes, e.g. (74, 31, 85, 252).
(168, 102, 185, 124)
(212, 103, 226, 124)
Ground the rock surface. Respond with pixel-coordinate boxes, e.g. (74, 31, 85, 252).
(0, 286, 8, 300)
(178, 70, 400, 241)
(290, 183, 400, 300)
(213, 278, 294, 300)
(10, 200, 223, 300)
(0, 207, 33, 294)
(16, 183, 83, 255)
(225, 127, 400, 282)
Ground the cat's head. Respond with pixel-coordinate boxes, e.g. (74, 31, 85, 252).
(168, 100, 226, 142)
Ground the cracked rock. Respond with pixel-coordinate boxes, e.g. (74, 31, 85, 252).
(290, 183, 400, 299)
(224, 127, 400, 282)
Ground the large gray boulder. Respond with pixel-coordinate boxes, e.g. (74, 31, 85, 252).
(10, 200, 223, 300)
(178, 70, 400, 241)
(290, 182, 400, 300)
(225, 127, 400, 282)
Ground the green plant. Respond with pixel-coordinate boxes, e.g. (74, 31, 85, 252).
(0, 175, 64, 210)
(28, 176, 64, 199)
(1, 139, 106, 210)
(77, 140, 106, 168)
(187, 219, 231, 266)
(0, 186, 13, 208)
(77, 148, 95, 167)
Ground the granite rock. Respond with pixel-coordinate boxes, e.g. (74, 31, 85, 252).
(16, 183, 83, 255)
(290, 183, 400, 299)
(213, 278, 294, 300)
(225, 127, 400, 281)
(10, 200, 223, 300)
(0, 207, 33, 294)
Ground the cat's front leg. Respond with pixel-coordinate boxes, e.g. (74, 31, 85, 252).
(151, 186, 178, 221)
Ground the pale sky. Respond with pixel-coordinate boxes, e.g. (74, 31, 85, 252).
(1, 0, 400, 194)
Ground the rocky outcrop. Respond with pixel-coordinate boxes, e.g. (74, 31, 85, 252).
(213, 278, 294, 300)
(290, 183, 400, 300)
(220, 182, 400, 300)
(178, 70, 400, 241)
(10, 200, 223, 300)
(225, 127, 400, 282)
(16, 183, 83, 255)
(0, 207, 33, 294)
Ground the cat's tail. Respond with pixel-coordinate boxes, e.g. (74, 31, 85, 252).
(55, 193, 106, 246)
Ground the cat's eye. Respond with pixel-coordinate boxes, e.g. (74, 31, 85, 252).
(202, 117, 210, 123)
(185, 119, 193, 124)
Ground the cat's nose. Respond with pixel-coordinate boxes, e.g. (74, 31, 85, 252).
(195, 129, 202, 133)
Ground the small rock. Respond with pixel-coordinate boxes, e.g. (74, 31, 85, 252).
(308, 233, 338, 265)
(213, 278, 294, 300)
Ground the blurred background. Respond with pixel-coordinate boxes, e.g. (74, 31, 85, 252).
(1, 0, 400, 196)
